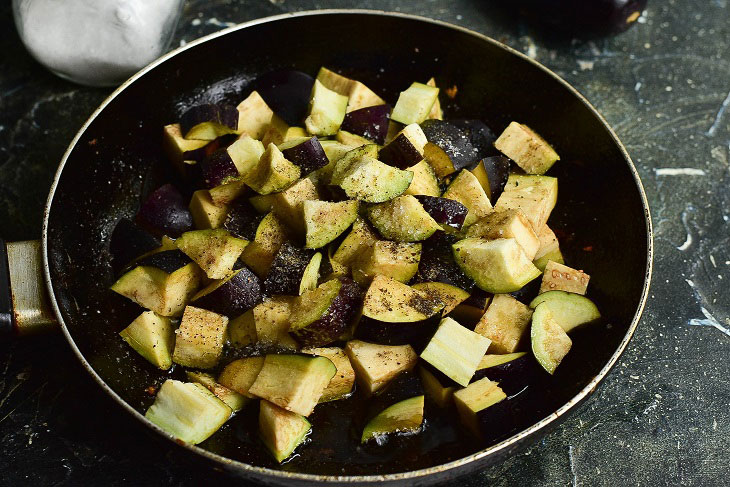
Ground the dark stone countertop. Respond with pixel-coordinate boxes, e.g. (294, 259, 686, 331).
(1, 1, 729, 485)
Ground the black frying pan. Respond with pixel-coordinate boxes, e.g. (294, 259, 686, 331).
(1, 10, 652, 486)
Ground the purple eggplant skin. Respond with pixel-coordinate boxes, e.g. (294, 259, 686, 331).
(450, 119, 497, 160)
(364, 370, 424, 423)
(421, 119, 480, 172)
(224, 199, 265, 241)
(355, 313, 441, 353)
(413, 232, 475, 292)
(414, 196, 468, 230)
(263, 242, 315, 296)
(251, 70, 315, 126)
(180, 104, 239, 135)
(280, 137, 330, 176)
(341, 104, 391, 145)
(471, 354, 539, 396)
(379, 132, 424, 170)
(193, 266, 263, 317)
(136, 250, 192, 274)
(135, 184, 193, 238)
(109, 218, 161, 274)
(292, 277, 363, 348)
(201, 148, 240, 188)
(475, 155, 511, 203)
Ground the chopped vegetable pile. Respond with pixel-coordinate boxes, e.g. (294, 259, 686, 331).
(109, 67, 601, 464)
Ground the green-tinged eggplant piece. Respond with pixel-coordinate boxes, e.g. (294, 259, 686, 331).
(345, 340, 418, 396)
(259, 400, 312, 463)
(172, 306, 228, 369)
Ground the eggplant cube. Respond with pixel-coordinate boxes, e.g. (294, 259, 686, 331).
(420, 317, 492, 387)
(379, 123, 428, 170)
(474, 294, 533, 354)
(470, 155, 511, 204)
(540, 261, 590, 295)
(316, 67, 386, 112)
(180, 103, 239, 140)
(426, 77, 443, 120)
(303, 200, 359, 249)
(270, 177, 320, 235)
(494, 122, 559, 175)
(442, 170, 493, 227)
(208, 179, 247, 208)
(248, 354, 337, 416)
(411, 282, 470, 316)
(186, 371, 249, 412)
(119, 311, 175, 370)
(529, 291, 600, 333)
(136, 184, 193, 238)
(421, 119, 479, 178)
(340, 104, 391, 144)
(452, 378, 507, 437)
(339, 156, 414, 203)
(244, 143, 301, 195)
(404, 159, 440, 197)
(301, 347, 356, 402)
(240, 212, 290, 278)
(201, 149, 240, 188)
(259, 400, 312, 463)
(264, 242, 316, 295)
(189, 190, 230, 230)
(352, 241, 421, 286)
(305, 79, 349, 136)
(173, 306, 228, 369)
(236, 91, 280, 140)
(145, 380, 231, 445)
(465, 209, 540, 260)
(495, 174, 558, 232)
(176, 229, 248, 279)
(279, 137, 330, 176)
(192, 266, 263, 317)
(252, 70, 315, 126)
(366, 195, 441, 242)
(331, 218, 380, 271)
(218, 356, 266, 398)
(391, 82, 439, 125)
(345, 340, 418, 395)
(531, 302, 572, 374)
(533, 225, 564, 271)
(162, 123, 209, 175)
(226, 135, 265, 178)
(252, 296, 299, 349)
(414, 195, 469, 230)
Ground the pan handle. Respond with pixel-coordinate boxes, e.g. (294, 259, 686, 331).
(0, 239, 57, 336)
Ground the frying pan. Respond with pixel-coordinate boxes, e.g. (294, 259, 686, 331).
(0, 10, 652, 487)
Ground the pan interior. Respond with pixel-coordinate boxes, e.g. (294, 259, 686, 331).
(45, 12, 648, 477)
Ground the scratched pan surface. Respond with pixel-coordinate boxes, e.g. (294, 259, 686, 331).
(43, 10, 652, 487)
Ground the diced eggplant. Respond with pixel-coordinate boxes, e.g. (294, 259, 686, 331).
(249, 296, 299, 349)
(226, 135, 266, 178)
(366, 369, 424, 417)
(244, 143, 301, 195)
(290, 277, 362, 347)
(452, 238, 541, 293)
(110, 254, 204, 317)
(338, 156, 414, 203)
(331, 218, 379, 271)
(259, 400, 312, 463)
(420, 317, 491, 387)
(495, 174, 558, 232)
(529, 291, 600, 333)
(176, 228, 248, 279)
(452, 378, 508, 437)
(162, 123, 210, 176)
(218, 356, 266, 397)
(411, 282, 470, 316)
(329, 144, 379, 186)
(425, 78, 443, 120)
(335, 130, 371, 148)
(136, 248, 191, 273)
(345, 340, 418, 395)
(361, 395, 424, 444)
(494, 122, 559, 175)
(379, 123, 428, 170)
(357, 276, 444, 349)
(236, 91, 282, 140)
(252, 70, 315, 126)
(264, 242, 315, 295)
(300, 346, 356, 402)
(305, 79, 349, 136)
(391, 82, 439, 125)
(316, 67, 386, 112)
(414, 232, 474, 292)
(172, 306, 228, 369)
(539, 261, 590, 295)
(189, 189, 229, 229)
(470, 155, 511, 204)
(200, 149, 240, 188)
(240, 212, 290, 278)
(303, 200, 359, 249)
(136, 184, 193, 238)
(340, 104, 391, 144)
(180, 104, 239, 140)
(249, 193, 276, 214)
(442, 170, 493, 227)
(449, 289, 492, 326)
(192, 266, 262, 317)
(227, 309, 257, 347)
(404, 159, 440, 197)
(465, 209, 540, 260)
(270, 177, 320, 234)
(451, 120, 497, 160)
(471, 352, 536, 396)
(366, 195, 441, 242)
(474, 294, 533, 354)
(223, 198, 265, 241)
(351, 241, 421, 286)
(248, 354, 337, 416)
(414, 195, 468, 230)
(186, 371, 249, 412)
(119, 311, 174, 370)
(279, 137, 330, 176)
(421, 120, 479, 178)
(145, 380, 231, 445)
(299, 252, 322, 294)
(208, 179, 247, 208)
(109, 218, 161, 274)
(419, 364, 456, 409)
(531, 302, 572, 374)
(533, 225, 564, 271)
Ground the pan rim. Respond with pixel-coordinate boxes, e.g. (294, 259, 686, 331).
(42, 8, 653, 484)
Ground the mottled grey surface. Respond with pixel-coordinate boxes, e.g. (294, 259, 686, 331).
(1, 0, 729, 486)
